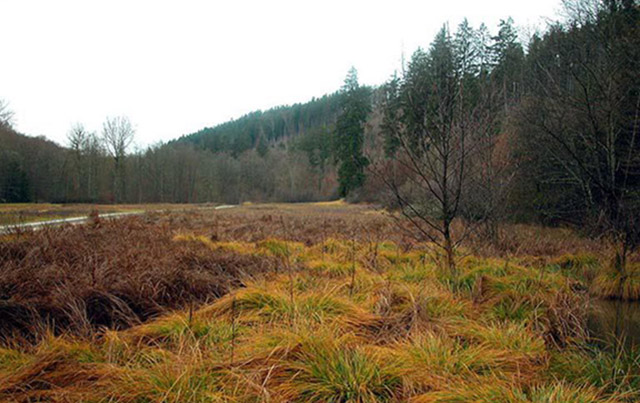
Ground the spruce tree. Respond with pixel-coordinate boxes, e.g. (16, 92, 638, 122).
(334, 67, 371, 197)
(491, 18, 525, 104)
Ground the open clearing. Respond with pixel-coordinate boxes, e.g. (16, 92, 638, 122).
(0, 202, 638, 402)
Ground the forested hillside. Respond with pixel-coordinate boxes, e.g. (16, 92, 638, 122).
(175, 93, 342, 156)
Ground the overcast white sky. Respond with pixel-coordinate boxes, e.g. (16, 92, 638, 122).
(1, 0, 561, 148)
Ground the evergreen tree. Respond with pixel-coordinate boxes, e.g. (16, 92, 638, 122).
(334, 67, 371, 197)
(454, 19, 478, 77)
(381, 72, 402, 156)
(474, 23, 493, 76)
(2, 158, 30, 202)
(491, 18, 525, 103)
(256, 133, 269, 157)
(454, 19, 482, 109)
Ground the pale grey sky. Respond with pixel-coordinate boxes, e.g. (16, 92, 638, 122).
(1, 0, 561, 148)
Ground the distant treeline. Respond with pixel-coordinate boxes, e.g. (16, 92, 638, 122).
(1, 0, 638, 231)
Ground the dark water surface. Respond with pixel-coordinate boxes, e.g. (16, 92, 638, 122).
(588, 299, 640, 348)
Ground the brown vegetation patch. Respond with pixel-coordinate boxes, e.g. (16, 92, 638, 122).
(0, 214, 277, 340)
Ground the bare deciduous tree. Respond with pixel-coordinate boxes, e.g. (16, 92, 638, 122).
(102, 116, 135, 203)
(0, 99, 14, 128)
(376, 25, 504, 281)
(67, 123, 89, 152)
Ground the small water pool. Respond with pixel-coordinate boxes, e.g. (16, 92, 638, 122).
(588, 298, 640, 348)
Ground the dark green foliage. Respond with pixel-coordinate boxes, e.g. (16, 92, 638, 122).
(334, 68, 371, 197)
(380, 74, 402, 157)
(294, 125, 334, 192)
(256, 134, 269, 158)
(487, 18, 525, 109)
(0, 126, 65, 203)
(514, 2, 640, 234)
(2, 158, 29, 202)
(176, 94, 342, 156)
(295, 126, 333, 170)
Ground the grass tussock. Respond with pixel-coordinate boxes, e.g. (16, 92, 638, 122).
(412, 381, 620, 403)
(275, 336, 403, 402)
(591, 263, 640, 300)
(198, 284, 364, 325)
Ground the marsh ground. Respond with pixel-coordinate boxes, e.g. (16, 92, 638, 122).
(0, 202, 638, 402)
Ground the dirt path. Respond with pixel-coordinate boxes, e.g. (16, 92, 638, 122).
(0, 205, 235, 234)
